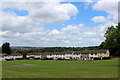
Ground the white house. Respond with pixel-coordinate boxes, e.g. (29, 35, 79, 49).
(0, 53, 7, 61)
(80, 50, 110, 60)
(46, 51, 81, 60)
(45, 50, 110, 60)
(26, 53, 45, 59)
(4, 53, 23, 60)
(1, 50, 110, 61)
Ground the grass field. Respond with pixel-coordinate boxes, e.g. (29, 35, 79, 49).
(1, 58, 119, 78)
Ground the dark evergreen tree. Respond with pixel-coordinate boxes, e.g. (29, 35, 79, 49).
(2, 42, 11, 55)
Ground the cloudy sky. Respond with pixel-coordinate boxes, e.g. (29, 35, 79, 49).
(1, 0, 119, 47)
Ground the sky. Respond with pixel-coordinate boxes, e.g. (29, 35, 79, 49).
(0, 0, 119, 47)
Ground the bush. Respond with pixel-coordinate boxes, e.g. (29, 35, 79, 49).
(16, 58, 24, 60)
(34, 58, 41, 60)
(57, 58, 64, 60)
(94, 58, 101, 60)
(102, 57, 111, 60)
(5, 59, 14, 61)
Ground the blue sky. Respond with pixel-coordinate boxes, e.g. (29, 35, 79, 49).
(43, 2, 108, 30)
(1, 1, 118, 47)
(3, 8, 28, 16)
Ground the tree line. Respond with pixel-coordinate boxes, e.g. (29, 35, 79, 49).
(11, 46, 99, 53)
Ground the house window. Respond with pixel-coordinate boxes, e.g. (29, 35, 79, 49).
(91, 53, 93, 55)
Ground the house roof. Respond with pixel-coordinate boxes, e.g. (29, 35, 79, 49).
(27, 53, 44, 55)
(12, 49, 108, 55)
(10, 53, 22, 56)
(44, 50, 108, 55)
(78, 50, 108, 54)
(45, 51, 74, 55)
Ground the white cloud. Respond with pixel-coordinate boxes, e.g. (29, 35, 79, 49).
(1, 1, 118, 47)
(2, 2, 78, 25)
(49, 29, 61, 35)
(84, 0, 93, 9)
(2, 2, 78, 32)
(61, 25, 79, 32)
(92, 0, 118, 23)
(1, 0, 64, 2)
(1, 2, 80, 46)
(85, 0, 92, 2)
(91, 16, 106, 23)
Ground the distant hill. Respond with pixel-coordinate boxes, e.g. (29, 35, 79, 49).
(11, 46, 45, 49)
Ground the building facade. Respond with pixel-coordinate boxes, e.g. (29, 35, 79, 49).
(4, 53, 23, 60)
(1, 50, 110, 61)
(45, 50, 110, 60)
(26, 53, 45, 59)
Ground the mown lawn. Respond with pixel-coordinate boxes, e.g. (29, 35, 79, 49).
(1, 58, 119, 78)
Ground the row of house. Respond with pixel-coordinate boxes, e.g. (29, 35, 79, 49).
(0, 50, 110, 61)
(45, 50, 110, 60)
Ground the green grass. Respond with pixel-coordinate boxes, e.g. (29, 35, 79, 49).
(2, 58, 119, 78)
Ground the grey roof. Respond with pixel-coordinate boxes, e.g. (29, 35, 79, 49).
(44, 50, 108, 55)
(77, 50, 107, 54)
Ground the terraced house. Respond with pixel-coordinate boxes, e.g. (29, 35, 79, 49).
(45, 50, 110, 60)
(26, 53, 46, 59)
(1, 50, 110, 61)
(4, 53, 23, 60)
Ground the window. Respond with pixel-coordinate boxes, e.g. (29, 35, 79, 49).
(91, 53, 93, 55)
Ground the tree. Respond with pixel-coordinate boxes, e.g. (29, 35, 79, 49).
(99, 23, 120, 56)
(99, 42, 105, 49)
(114, 23, 120, 56)
(2, 42, 11, 55)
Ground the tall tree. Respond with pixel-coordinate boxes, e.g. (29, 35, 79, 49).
(114, 23, 120, 56)
(99, 23, 120, 56)
(2, 42, 11, 55)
